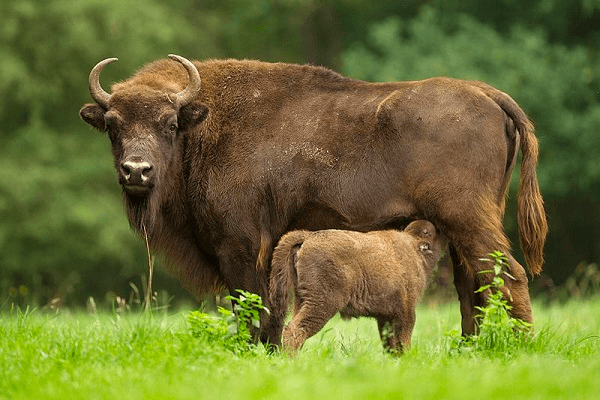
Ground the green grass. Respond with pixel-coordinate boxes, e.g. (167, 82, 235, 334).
(1, 300, 599, 400)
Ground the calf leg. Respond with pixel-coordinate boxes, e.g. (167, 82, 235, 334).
(376, 310, 415, 355)
(283, 301, 338, 356)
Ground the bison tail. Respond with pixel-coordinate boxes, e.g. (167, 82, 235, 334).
(516, 119, 548, 275)
(486, 85, 548, 275)
(268, 231, 309, 325)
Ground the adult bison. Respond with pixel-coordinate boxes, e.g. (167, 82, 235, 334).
(79, 54, 547, 344)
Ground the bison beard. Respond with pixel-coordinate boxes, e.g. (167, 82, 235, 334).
(79, 54, 548, 346)
(124, 194, 151, 232)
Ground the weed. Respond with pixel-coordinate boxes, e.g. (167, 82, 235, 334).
(447, 251, 533, 356)
(188, 310, 229, 340)
(11, 304, 37, 331)
(224, 290, 269, 340)
(188, 289, 270, 354)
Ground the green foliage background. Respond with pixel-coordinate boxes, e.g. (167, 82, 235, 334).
(1, 0, 598, 306)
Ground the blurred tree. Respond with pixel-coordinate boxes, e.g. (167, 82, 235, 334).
(428, 0, 600, 48)
(0, 0, 221, 306)
(1, 0, 598, 306)
(172, 0, 600, 69)
(341, 6, 600, 283)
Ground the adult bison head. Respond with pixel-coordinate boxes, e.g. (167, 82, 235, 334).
(79, 55, 208, 227)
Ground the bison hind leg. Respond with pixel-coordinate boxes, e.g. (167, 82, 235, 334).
(442, 195, 510, 275)
(450, 244, 485, 335)
(503, 253, 533, 324)
(438, 194, 532, 334)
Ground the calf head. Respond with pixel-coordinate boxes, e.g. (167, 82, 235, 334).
(79, 55, 208, 228)
(404, 220, 447, 265)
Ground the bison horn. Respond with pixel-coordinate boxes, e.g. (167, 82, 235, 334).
(88, 57, 118, 109)
(168, 54, 201, 107)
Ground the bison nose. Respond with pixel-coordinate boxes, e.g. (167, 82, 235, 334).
(120, 160, 154, 185)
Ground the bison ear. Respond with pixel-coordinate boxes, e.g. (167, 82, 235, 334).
(80, 104, 107, 131)
(179, 102, 209, 129)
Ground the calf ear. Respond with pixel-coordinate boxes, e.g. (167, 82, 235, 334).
(179, 102, 209, 129)
(80, 104, 107, 131)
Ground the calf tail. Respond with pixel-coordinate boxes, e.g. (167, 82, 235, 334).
(269, 231, 310, 325)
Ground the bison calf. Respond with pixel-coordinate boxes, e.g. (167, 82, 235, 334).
(269, 220, 445, 355)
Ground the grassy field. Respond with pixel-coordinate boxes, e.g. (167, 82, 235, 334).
(1, 299, 599, 400)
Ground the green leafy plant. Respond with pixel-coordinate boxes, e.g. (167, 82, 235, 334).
(224, 290, 269, 340)
(188, 290, 269, 353)
(188, 310, 229, 341)
(447, 251, 533, 356)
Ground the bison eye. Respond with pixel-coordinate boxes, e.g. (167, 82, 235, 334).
(169, 123, 178, 133)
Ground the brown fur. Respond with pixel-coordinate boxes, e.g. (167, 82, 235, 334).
(79, 57, 547, 342)
(269, 220, 445, 355)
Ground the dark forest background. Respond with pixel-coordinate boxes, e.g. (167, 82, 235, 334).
(1, 0, 599, 308)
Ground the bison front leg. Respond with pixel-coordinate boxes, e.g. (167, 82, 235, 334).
(259, 298, 285, 348)
(216, 241, 281, 346)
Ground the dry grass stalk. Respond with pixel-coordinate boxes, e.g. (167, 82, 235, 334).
(142, 224, 155, 312)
